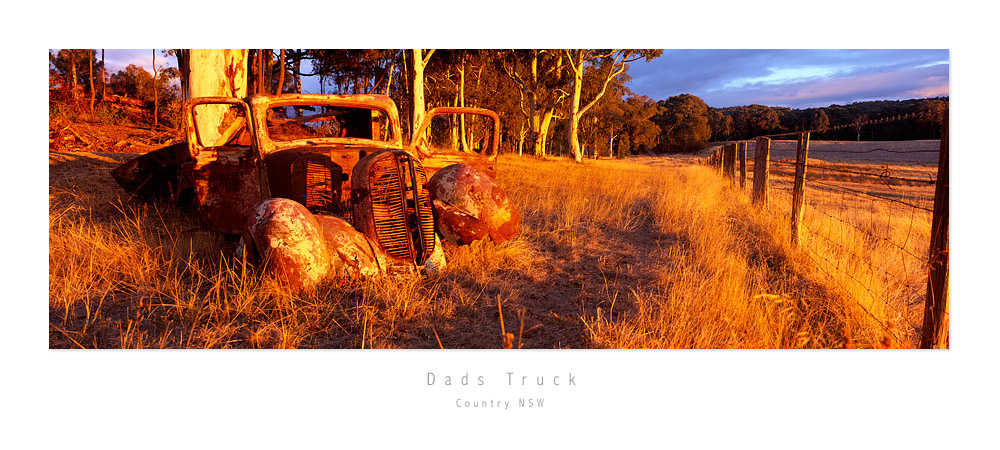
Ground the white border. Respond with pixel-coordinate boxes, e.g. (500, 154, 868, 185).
(9, 2, 998, 448)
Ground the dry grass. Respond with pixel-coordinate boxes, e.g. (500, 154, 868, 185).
(49, 144, 937, 348)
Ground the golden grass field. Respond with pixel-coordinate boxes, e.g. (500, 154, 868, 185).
(48, 141, 940, 348)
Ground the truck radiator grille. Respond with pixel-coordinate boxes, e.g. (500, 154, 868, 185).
(290, 154, 344, 218)
(369, 156, 410, 260)
(414, 163, 436, 258)
(355, 150, 435, 266)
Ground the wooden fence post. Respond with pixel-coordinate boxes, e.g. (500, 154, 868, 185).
(789, 132, 810, 246)
(921, 110, 949, 349)
(738, 141, 747, 189)
(751, 137, 771, 205)
(723, 143, 736, 184)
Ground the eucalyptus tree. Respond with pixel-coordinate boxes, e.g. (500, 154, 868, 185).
(563, 49, 661, 162)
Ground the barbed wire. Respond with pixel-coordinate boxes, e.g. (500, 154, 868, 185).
(714, 116, 945, 346)
(799, 218, 918, 292)
(803, 200, 927, 263)
(799, 244, 904, 345)
(739, 183, 905, 345)
(766, 159, 936, 185)
(810, 164, 936, 185)
(807, 148, 939, 155)
(806, 178, 934, 212)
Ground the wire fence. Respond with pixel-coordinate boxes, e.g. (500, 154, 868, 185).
(705, 112, 948, 348)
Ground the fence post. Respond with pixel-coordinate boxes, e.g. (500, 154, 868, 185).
(723, 143, 736, 184)
(738, 141, 747, 189)
(921, 110, 949, 349)
(789, 132, 810, 246)
(751, 137, 771, 205)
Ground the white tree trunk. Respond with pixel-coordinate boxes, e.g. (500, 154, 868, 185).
(411, 49, 431, 141)
(458, 61, 469, 152)
(187, 49, 249, 145)
(536, 108, 555, 158)
(567, 53, 584, 162)
(565, 50, 627, 163)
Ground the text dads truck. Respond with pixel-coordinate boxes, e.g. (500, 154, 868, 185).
(426, 372, 577, 386)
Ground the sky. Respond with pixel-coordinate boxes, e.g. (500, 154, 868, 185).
(85, 49, 949, 110)
(626, 49, 949, 109)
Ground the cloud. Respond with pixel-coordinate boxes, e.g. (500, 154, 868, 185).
(626, 49, 949, 109)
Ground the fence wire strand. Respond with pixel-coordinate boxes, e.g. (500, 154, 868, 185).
(705, 116, 942, 347)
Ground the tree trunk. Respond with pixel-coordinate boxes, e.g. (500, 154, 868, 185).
(451, 95, 460, 149)
(100, 49, 106, 101)
(70, 50, 78, 105)
(152, 49, 158, 130)
(518, 123, 525, 156)
(536, 108, 555, 158)
(276, 49, 286, 94)
(88, 49, 95, 113)
(527, 51, 539, 154)
(567, 51, 584, 162)
(186, 49, 249, 146)
(411, 49, 434, 141)
(385, 57, 395, 95)
(293, 54, 302, 93)
(458, 59, 469, 152)
(565, 50, 628, 163)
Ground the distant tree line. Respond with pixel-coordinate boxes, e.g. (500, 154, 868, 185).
(650, 94, 948, 152)
(714, 97, 949, 142)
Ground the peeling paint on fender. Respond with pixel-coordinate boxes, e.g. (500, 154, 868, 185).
(427, 164, 521, 245)
(247, 198, 331, 291)
(314, 214, 385, 280)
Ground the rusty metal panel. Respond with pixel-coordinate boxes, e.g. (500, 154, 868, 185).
(314, 214, 385, 280)
(409, 106, 501, 180)
(249, 93, 403, 155)
(246, 198, 332, 291)
(351, 149, 436, 272)
(427, 163, 520, 245)
(109, 142, 191, 201)
(186, 146, 264, 235)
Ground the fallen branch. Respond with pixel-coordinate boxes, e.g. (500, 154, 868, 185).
(65, 125, 92, 146)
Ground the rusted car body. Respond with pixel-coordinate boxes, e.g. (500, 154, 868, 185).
(112, 93, 519, 285)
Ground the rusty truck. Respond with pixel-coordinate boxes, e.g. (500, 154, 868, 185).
(113, 93, 521, 289)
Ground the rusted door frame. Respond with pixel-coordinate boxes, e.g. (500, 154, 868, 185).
(410, 107, 501, 161)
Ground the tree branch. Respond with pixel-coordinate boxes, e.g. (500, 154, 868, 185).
(564, 49, 579, 72)
(577, 56, 627, 118)
(501, 59, 527, 91)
